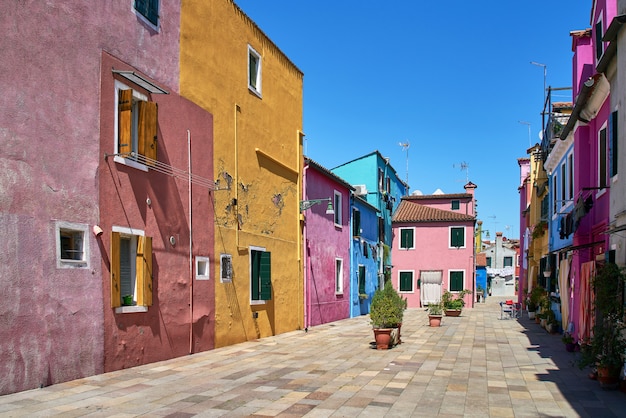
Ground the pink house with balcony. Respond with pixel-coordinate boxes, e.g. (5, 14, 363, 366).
(391, 183, 477, 309)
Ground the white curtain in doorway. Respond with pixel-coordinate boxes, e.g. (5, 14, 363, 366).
(420, 270, 442, 307)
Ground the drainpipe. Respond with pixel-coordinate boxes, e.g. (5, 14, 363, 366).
(302, 162, 309, 330)
(188, 129, 194, 354)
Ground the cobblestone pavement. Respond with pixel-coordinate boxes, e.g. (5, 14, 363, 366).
(1, 298, 625, 417)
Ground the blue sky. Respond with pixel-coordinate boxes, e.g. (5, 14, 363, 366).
(235, 0, 592, 239)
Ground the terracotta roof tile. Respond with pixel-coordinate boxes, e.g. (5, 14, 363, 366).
(392, 201, 475, 223)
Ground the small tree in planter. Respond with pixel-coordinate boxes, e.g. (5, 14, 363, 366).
(577, 263, 626, 388)
(370, 281, 404, 349)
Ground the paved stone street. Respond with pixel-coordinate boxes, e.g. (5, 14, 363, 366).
(1, 298, 624, 417)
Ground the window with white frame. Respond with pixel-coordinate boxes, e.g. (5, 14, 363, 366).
(595, 14, 604, 61)
(399, 270, 414, 292)
(220, 254, 233, 283)
(248, 45, 262, 97)
(56, 221, 89, 269)
(399, 227, 415, 250)
(333, 191, 342, 226)
(111, 226, 152, 311)
(114, 80, 158, 170)
(134, 0, 159, 27)
(449, 226, 465, 248)
(335, 258, 343, 294)
(449, 270, 464, 292)
(599, 125, 608, 189)
(568, 153, 574, 200)
(196, 256, 210, 280)
(250, 247, 271, 303)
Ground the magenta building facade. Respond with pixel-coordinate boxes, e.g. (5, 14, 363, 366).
(303, 159, 352, 328)
(0, 1, 216, 394)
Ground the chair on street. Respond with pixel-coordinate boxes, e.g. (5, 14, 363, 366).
(500, 301, 512, 319)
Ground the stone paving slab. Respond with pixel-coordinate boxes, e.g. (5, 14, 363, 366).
(1, 298, 625, 417)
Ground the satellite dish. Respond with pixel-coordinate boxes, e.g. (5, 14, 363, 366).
(538, 131, 543, 141)
(411, 190, 423, 196)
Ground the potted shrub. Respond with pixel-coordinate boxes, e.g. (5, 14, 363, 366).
(442, 289, 471, 317)
(562, 332, 577, 352)
(528, 286, 545, 321)
(577, 263, 626, 389)
(369, 281, 403, 349)
(428, 301, 443, 327)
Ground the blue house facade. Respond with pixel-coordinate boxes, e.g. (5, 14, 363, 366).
(332, 151, 408, 290)
(350, 195, 380, 317)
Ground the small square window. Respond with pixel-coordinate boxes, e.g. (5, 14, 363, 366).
(196, 256, 210, 280)
(55, 221, 89, 269)
(248, 45, 262, 97)
(451, 200, 460, 210)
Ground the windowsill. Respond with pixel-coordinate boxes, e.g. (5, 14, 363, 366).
(248, 86, 262, 99)
(114, 155, 149, 172)
(57, 260, 88, 269)
(250, 300, 266, 306)
(115, 306, 148, 314)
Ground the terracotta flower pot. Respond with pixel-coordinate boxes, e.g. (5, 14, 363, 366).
(428, 315, 442, 327)
(373, 328, 392, 350)
(597, 365, 620, 389)
(445, 309, 461, 317)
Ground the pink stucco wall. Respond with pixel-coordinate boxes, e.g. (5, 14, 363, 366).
(0, 1, 182, 394)
(99, 53, 214, 371)
(392, 223, 475, 309)
(304, 164, 351, 328)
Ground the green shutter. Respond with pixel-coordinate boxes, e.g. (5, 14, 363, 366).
(358, 266, 366, 294)
(450, 271, 463, 291)
(259, 251, 272, 300)
(399, 272, 412, 292)
(401, 229, 413, 249)
(451, 228, 464, 247)
(353, 209, 361, 236)
(251, 251, 260, 300)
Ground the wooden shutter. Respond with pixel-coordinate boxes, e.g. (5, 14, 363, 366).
(401, 229, 413, 249)
(118, 90, 133, 155)
(451, 228, 464, 248)
(358, 266, 366, 294)
(259, 251, 272, 300)
(450, 271, 463, 292)
(138, 100, 157, 164)
(110, 232, 121, 308)
(400, 271, 413, 292)
(136, 236, 153, 306)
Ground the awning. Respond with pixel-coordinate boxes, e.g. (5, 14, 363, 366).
(559, 73, 609, 140)
(113, 70, 169, 94)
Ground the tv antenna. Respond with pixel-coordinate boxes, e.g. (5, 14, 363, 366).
(453, 161, 469, 183)
(398, 141, 410, 186)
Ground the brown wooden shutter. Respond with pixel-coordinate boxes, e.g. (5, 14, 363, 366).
(110, 232, 121, 308)
(136, 236, 153, 306)
(138, 101, 157, 164)
(118, 90, 133, 155)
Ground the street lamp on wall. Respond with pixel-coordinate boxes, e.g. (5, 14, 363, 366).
(300, 198, 334, 215)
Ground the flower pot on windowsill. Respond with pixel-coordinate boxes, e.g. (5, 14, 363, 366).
(122, 295, 134, 306)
